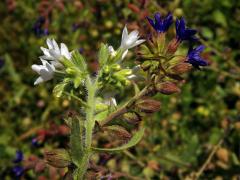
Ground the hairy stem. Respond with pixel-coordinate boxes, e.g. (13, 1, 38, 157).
(73, 76, 97, 180)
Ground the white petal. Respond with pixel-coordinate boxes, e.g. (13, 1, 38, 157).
(110, 97, 117, 107)
(34, 76, 44, 85)
(51, 61, 64, 69)
(52, 39, 60, 53)
(128, 30, 139, 40)
(121, 26, 128, 47)
(39, 69, 53, 81)
(108, 46, 114, 53)
(44, 61, 55, 72)
(60, 43, 71, 59)
(40, 55, 55, 61)
(40, 47, 50, 56)
(121, 49, 128, 60)
(31, 64, 42, 74)
(49, 49, 61, 59)
(46, 38, 53, 49)
(129, 39, 145, 49)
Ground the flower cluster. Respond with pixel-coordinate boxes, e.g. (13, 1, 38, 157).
(32, 39, 71, 85)
(32, 26, 145, 89)
(146, 12, 208, 69)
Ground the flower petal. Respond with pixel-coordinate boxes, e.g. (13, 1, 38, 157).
(60, 43, 71, 59)
(34, 76, 44, 85)
(46, 38, 53, 49)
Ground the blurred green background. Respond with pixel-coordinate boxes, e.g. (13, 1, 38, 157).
(1, 0, 240, 179)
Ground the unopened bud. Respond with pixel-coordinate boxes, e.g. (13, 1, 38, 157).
(123, 113, 141, 124)
(141, 62, 151, 71)
(156, 82, 180, 95)
(171, 63, 192, 74)
(167, 38, 180, 54)
(136, 98, 161, 113)
(34, 160, 46, 173)
(44, 149, 71, 168)
(103, 125, 131, 140)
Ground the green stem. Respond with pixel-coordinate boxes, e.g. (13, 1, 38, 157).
(74, 152, 91, 180)
(74, 76, 98, 179)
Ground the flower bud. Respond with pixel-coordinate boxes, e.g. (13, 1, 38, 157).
(167, 38, 180, 54)
(34, 160, 46, 173)
(156, 82, 180, 95)
(123, 112, 141, 124)
(103, 125, 131, 140)
(171, 63, 192, 74)
(44, 149, 71, 168)
(136, 98, 161, 113)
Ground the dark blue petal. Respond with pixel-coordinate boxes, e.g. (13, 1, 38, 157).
(147, 12, 173, 33)
(154, 12, 161, 26)
(147, 17, 155, 28)
(187, 45, 208, 68)
(176, 17, 197, 42)
(13, 151, 24, 163)
(12, 166, 24, 177)
(195, 45, 205, 53)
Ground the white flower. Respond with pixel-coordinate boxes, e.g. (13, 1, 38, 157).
(40, 38, 71, 68)
(32, 59, 55, 85)
(120, 26, 145, 59)
(108, 45, 117, 57)
(127, 65, 145, 81)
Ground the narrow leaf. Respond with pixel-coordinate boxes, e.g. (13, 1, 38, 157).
(92, 128, 145, 152)
(70, 116, 84, 166)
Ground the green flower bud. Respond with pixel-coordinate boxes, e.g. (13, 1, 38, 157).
(111, 64, 121, 71)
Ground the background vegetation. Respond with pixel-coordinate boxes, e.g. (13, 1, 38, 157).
(1, 0, 240, 179)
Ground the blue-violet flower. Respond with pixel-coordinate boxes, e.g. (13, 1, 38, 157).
(147, 12, 173, 33)
(12, 166, 24, 177)
(187, 45, 208, 68)
(176, 18, 197, 42)
(13, 150, 24, 163)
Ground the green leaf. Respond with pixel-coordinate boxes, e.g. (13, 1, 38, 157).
(70, 116, 85, 166)
(71, 51, 88, 72)
(98, 43, 109, 67)
(212, 10, 227, 27)
(53, 81, 68, 97)
(92, 128, 145, 152)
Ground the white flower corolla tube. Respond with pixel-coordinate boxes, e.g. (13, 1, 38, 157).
(40, 38, 71, 68)
(108, 26, 145, 61)
(120, 26, 145, 59)
(31, 59, 55, 85)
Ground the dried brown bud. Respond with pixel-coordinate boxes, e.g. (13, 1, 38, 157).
(136, 98, 161, 113)
(156, 82, 180, 95)
(128, 3, 140, 13)
(171, 63, 192, 74)
(167, 38, 180, 54)
(44, 149, 71, 168)
(35, 160, 46, 173)
(216, 148, 229, 163)
(103, 125, 131, 140)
